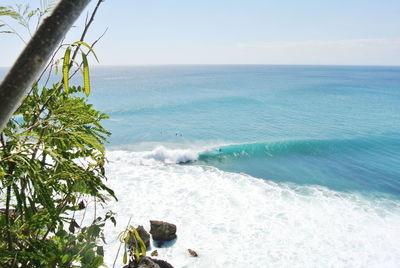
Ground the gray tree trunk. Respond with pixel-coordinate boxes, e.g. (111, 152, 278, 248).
(0, 0, 92, 133)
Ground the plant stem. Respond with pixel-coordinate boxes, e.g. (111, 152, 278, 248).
(5, 185, 12, 250)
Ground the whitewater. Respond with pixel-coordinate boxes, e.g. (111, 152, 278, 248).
(101, 145, 400, 267)
(85, 65, 400, 268)
(3, 65, 394, 267)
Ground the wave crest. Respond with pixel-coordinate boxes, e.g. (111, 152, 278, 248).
(108, 146, 200, 165)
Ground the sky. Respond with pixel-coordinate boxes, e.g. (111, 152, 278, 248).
(0, 0, 400, 66)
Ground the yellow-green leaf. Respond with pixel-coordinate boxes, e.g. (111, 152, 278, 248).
(131, 227, 147, 256)
(63, 47, 71, 95)
(82, 52, 90, 97)
(74, 41, 99, 62)
(123, 247, 127, 264)
(135, 247, 140, 261)
(124, 231, 130, 244)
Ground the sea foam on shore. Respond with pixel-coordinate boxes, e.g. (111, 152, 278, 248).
(102, 149, 400, 268)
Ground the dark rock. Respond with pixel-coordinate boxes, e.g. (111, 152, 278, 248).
(151, 250, 158, 256)
(128, 226, 151, 249)
(151, 258, 175, 268)
(137, 225, 151, 248)
(78, 200, 85, 210)
(126, 257, 174, 268)
(137, 256, 161, 268)
(187, 249, 198, 257)
(150, 220, 177, 241)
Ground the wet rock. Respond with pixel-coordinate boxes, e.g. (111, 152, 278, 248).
(137, 256, 161, 268)
(136, 225, 151, 248)
(150, 220, 177, 241)
(151, 250, 158, 256)
(124, 257, 174, 268)
(151, 258, 175, 268)
(187, 249, 198, 257)
(128, 225, 151, 249)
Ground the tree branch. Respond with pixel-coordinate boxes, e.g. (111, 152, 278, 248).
(0, 0, 92, 133)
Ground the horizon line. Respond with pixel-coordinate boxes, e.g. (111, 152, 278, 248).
(1, 63, 400, 69)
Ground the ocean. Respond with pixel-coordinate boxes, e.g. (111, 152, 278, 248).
(3, 65, 400, 267)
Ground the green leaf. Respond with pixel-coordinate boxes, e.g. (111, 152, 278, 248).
(123, 247, 127, 264)
(92, 255, 104, 266)
(61, 254, 69, 264)
(82, 52, 90, 97)
(74, 41, 99, 62)
(124, 231, 130, 244)
(27, 9, 37, 18)
(0, 7, 20, 19)
(131, 227, 147, 257)
(96, 246, 104, 256)
(135, 247, 140, 261)
(63, 46, 71, 95)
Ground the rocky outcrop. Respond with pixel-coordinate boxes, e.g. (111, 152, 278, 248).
(137, 256, 161, 268)
(150, 258, 175, 268)
(128, 225, 150, 248)
(149, 221, 177, 241)
(136, 225, 151, 247)
(123, 257, 174, 268)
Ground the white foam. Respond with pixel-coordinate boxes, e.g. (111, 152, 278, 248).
(108, 146, 200, 165)
(99, 150, 400, 268)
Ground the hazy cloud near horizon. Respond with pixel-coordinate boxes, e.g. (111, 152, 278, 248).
(231, 38, 400, 66)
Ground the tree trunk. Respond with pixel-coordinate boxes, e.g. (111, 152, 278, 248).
(0, 0, 92, 133)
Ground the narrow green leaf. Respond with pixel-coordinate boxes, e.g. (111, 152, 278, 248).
(0, 8, 20, 19)
(124, 231, 130, 244)
(123, 247, 127, 264)
(135, 247, 140, 261)
(63, 47, 71, 95)
(131, 227, 147, 256)
(74, 41, 99, 62)
(27, 9, 36, 18)
(82, 52, 90, 96)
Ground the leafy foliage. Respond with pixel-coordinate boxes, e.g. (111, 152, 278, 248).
(0, 1, 115, 267)
(0, 2, 55, 42)
(118, 226, 147, 265)
(0, 83, 116, 267)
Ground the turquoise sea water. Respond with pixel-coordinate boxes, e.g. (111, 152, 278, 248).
(87, 65, 400, 267)
(89, 65, 400, 197)
(1, 65, 400, 267)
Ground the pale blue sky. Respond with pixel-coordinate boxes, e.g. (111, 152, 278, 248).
(1, 0, 399, 66)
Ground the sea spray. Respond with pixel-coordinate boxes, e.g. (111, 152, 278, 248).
(102, 149, 400, 267)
